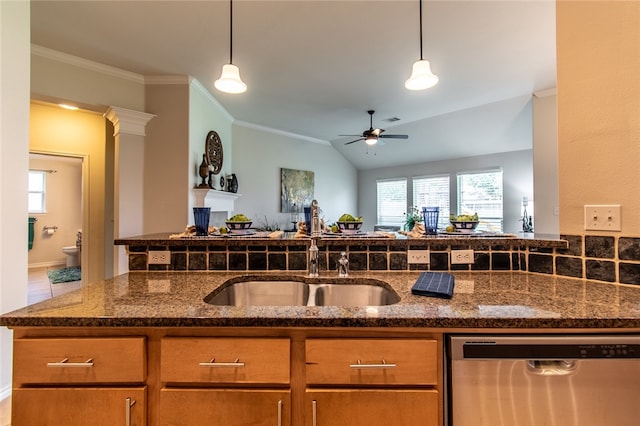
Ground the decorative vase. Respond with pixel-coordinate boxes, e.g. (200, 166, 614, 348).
(228, 173, 238, 193)
(198, 154, 209, 188)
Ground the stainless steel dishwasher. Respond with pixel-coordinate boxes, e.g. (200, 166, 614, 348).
(448, 335, 640, 426)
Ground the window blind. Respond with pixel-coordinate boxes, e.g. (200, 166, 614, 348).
(413, 175, 450, 229)
(457, 169, 503, 232)
(376, 178, 407, 225)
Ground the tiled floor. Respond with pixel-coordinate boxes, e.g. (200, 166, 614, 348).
(0, 266, 82, 425)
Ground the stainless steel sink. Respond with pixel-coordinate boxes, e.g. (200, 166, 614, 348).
(204, 277, 399, 307)
(204, 280, 309, 306)
(312, 284, 400, 307)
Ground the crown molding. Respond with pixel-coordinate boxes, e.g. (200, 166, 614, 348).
(31, 45, 144, 84)
(234, 120, 330, 146)
(104, 106, 156, 137)
(144, 75, 193, 86)
(190, 79, 235, 123)
(533, 88, 557, 98)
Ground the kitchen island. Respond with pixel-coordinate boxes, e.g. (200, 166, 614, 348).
(2, 271, 639, 426)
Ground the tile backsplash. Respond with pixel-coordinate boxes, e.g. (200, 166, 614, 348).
(124, 234, 640, 286)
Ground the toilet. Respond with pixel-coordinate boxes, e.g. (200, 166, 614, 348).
(62, 246, 80, 267)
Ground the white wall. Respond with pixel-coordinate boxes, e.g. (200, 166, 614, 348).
(0, 0, 30, 400)
(358, 150, 533, 233)
(232, 124, 358, 230)
(28, 155, 83, 268)
(533, 93, 559, 234)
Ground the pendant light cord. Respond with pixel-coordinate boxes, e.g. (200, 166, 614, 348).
(229, 0, 234, 64)
(419, 0, 423, 60)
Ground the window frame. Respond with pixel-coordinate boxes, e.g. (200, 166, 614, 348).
(376, 178, 407, 226)
(28, 170, 47, 214)
(412, 174, 451, 229)
(456, 168, 503, 232)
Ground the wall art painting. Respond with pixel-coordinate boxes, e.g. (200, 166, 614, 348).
(280, 168, 314, 213)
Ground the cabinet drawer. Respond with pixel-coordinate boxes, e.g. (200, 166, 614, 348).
(160, 388, 291, 426)
(306, 339, 438, 385)
(161, 337, 290, 384)
(13, 387, 146, 426)
(13, 337, 146, 385)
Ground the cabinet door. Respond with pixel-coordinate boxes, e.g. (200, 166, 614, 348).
(12, 387, 146, 426)
(160, 388, 291, 426)
(305, 389, 438, 426)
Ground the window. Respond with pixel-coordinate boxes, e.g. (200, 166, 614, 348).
(28, 171, 46, 213)
(376, 178, 407, 226)
(413, 175, 450, 229)
(457, 169, 503, 232)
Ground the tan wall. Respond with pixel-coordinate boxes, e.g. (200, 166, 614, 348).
(557, 0, 640, 235)
(29, 102, 107, 284)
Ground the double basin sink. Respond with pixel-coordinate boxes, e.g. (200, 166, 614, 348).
(204, 276, 400, 307)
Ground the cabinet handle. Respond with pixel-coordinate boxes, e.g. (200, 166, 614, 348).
(349, 359, 396, 369)
(312, 400, 317, 426)
(198, 357, 245, 367)
(125, 397, 136, 426)
(47, 358, 94, 367)
(277, 399, 283, 426)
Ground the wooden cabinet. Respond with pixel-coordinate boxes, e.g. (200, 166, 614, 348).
(13, 387, 146, 426)
(305, 338, 440, 426)
(11, 337, 147, 426)
(305, 389, 438, 426)
(9, 329, 442, 426)
(159, 388, 290, 426)
(160, 337, 291, 426)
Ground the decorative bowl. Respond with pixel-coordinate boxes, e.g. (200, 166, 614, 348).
(225, 221, 252, 231)
(450, 221, 479, 234)
(337, 221, 363, 234)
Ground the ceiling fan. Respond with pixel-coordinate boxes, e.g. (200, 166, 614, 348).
(342, 110, 409, 146)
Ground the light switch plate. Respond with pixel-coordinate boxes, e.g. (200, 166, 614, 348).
(407, 250, 430, 264)
(584, 205, 621, 231)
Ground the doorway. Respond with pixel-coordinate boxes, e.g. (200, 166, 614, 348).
(28, 153, 84, 303)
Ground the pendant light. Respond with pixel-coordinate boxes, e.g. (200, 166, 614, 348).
(215, 0, 247, 94)
(405, 0, 438, 91)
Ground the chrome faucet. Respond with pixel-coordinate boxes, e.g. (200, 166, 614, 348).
(308, 238, 319, 277)
(310, 199, 321, 237)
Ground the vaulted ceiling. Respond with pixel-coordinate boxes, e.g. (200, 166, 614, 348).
(31, 0, 556, 170)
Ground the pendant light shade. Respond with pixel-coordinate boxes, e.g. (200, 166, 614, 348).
(215, 64, 247, 94)
(405, 0, 438, 91)
(215, 0, 247, 94)
(405, 59, 439, 90)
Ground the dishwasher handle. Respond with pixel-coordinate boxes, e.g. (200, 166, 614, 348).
(526, 359, 577, 376)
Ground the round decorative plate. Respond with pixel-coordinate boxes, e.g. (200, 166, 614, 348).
(205, 130, 223, 174)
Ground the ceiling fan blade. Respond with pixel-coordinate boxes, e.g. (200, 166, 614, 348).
(379, 134, 409, 139)
(339, 134, 363, 137)
(345, 138, 364, 145)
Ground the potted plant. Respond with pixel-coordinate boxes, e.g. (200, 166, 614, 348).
(404, 206, 423, 231)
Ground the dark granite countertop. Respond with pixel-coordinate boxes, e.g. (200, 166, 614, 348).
(114, 232, 568, 249)
(2, 271, 640, 330)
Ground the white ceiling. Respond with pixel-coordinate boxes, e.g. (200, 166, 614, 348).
(31, 0, 556, 170)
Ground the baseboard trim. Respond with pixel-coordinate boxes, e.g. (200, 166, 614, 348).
(28, 261, 66, 270)
(0, 384, 11, 401)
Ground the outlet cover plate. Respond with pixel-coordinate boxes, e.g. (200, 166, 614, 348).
(407, 250, 430, 264)
(584, 204, 621, 231)
(148, 250, 171, 265)
(451, 249, 474, 264)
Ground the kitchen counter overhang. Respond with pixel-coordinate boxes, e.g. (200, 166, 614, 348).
(2, 271, 640, 330)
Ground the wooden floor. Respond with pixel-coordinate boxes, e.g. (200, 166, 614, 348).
(0, 266, 82, 426)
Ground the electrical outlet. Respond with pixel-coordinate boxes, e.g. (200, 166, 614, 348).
(148, 250, 171, 265)
(407, 250, 430, 264)
(451, 249, 474, 264)
(584, 204, 621, 231)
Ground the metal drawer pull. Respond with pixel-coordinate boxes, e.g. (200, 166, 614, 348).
(349, 359, 397, 369)
(199, 357, 245, 367)
(125, 397, 136, 426)
(312, 400, 317, 426)
(47, 358, 94, 367)
(277, 399, 283, 426)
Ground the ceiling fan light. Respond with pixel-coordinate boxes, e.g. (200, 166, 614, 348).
(365, 135, 378, 146)
(405, 59, 439, 91)
(215, 63, 247, 94)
